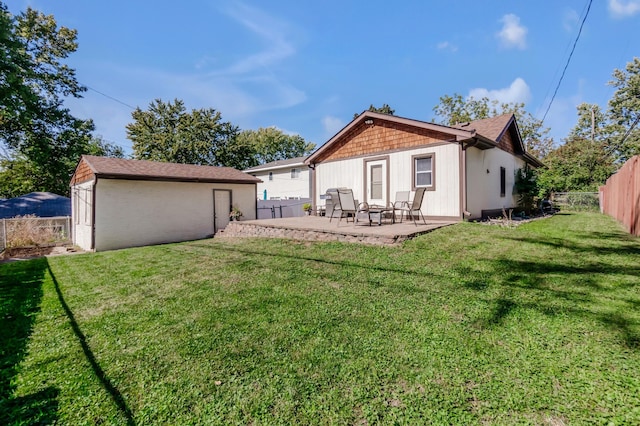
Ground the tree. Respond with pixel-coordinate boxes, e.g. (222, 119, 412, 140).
(606, 57, 640, 162)
(536, 136, 616, 196)
(353, 104, 396, 119)
(0, 4, 105, 196)
(127, 98, 240, 166)
(432, 94, 554, 159)
(235, 127, 316, 169)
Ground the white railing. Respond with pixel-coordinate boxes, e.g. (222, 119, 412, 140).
(0, 216, 72, 251)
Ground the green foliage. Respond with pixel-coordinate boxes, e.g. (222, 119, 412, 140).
(433, 94, 554, 159)
(514, 166, 538, 214)
(127, 98, 240, 167)
(0, 4, 116, 197)
(235, 127, 315, 169)
(2, 213, 639, 424)
(537, 136, 616, 196)
(606, 57, 640, 162)
(354, 103, 396, 118)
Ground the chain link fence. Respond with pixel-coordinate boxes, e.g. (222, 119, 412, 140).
(550, 192, 600, 212)
(0, 216, 72, 251)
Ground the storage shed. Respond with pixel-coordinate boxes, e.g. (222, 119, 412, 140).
(70, 155, 261, 252)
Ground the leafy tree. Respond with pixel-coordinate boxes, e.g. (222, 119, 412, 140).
(0, 4, 107, 196)
(354, 104, 396, 119)
(537, 136, 616, 196)
(606, 57, 640, 162)
(236, 127, 316, 169)
(127, 98, 240, 167)
(433, 94, 554, 159)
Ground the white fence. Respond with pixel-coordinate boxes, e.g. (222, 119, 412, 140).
(0, 216, 72, 251)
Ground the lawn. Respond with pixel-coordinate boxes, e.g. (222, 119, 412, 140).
(1, 212, 639, 425)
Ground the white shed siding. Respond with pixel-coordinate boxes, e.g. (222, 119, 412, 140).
(93, 179, 256, 252)
(252, 167, 310, 200)
(71, 180, 94, 251)
(465, 147, 526, 218)
(315, 143, 461, 218)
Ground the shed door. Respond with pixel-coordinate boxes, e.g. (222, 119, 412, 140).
(213, 190, 231, 233)
(365, 159, 388, 206)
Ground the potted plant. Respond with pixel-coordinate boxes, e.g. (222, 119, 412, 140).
(302, 203, 312, 215)
(229, 205, 243, 221)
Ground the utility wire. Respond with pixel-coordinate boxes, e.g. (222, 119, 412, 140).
(85, 85, 137, 110)
(540, 0, 593, 124)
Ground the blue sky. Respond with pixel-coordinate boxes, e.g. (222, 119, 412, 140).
(5, 0, 640, 155)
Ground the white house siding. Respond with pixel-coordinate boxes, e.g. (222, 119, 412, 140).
(252, 167, 310, 200)
(93, 179, 256, 252)
(465, 146, 526, 218)
(315, 143, 461, 219)
(71, 179, 94, 251)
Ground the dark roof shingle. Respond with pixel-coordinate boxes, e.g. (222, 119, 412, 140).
(79, 155, 261, 184)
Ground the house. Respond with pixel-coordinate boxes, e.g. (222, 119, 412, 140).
(244, 156, 311, 200)
(305, 111, 542, 221)
(70, 155, 261, 252)
(0, 192, 71, 219)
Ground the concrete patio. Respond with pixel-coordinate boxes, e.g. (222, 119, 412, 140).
(217, 215, 458, 246)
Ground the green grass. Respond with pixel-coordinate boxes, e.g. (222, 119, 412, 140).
(1, 212, 639, 425)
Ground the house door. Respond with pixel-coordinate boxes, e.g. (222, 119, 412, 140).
(213, 189, 232, 233)
(365, 158, 388, 206)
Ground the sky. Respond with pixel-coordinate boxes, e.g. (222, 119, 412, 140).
(5, 0, 640, 155)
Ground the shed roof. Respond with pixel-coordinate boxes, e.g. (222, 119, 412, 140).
(0, 192, 71, 219)
(74, 155, 262, 184)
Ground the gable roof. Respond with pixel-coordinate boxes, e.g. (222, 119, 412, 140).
(306, 110, 543, 167)
(72, 155, 262, 185)
(0, 192, 71, 219)
(244, 156, 308, 173)
(306, 111, 478, 164)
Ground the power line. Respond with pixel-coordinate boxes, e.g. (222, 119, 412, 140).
(540, 0, 593, 124)
(85, 85, 137, 110)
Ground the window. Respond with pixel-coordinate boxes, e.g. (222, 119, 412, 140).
(269, 172, 273, 181)
(412, 154, 435, 190)
(500, 167, 506, 197)
(370, 165, 383, 199)
(290, 168, 300, 179)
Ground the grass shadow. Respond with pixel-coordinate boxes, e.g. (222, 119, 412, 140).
(0, 258, 59, 424)
(46, 262, 136, 425)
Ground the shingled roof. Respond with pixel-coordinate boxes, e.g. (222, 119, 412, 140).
(454, 114, 515, 142)
(72, 155, 262, 185)
(244, 156, 308, 172)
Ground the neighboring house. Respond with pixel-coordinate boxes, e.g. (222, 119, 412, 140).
(0, 192, 71, 219)
(70, 155, 261, 252)
(305, 111, 542, 221)
(244, 156, 311, 200)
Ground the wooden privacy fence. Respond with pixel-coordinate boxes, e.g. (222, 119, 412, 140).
(599, 155, 640, 236)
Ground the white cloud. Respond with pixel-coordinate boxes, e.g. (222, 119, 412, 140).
(496, 14, 527, 50)
(609, 0, 640, 18)
(216, 2, 296, 75)
(322, 116, 345, 137)
(468, 78, 532, 105)
(563, 9, 580, 32)
(437, 41, 458, 52)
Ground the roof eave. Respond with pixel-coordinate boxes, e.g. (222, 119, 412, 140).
(94, 173, 262, 184)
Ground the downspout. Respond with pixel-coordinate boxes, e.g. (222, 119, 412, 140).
(91, 176, 97, 251)
(308, 163, 316, 211)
